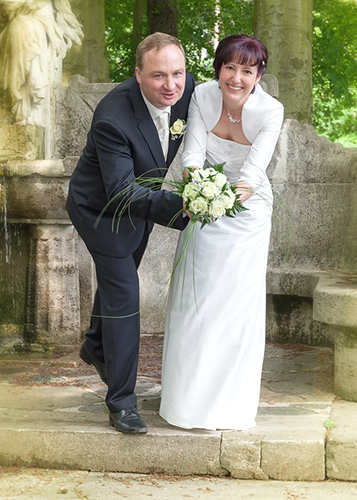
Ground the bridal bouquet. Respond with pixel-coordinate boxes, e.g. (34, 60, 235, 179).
(94, 163, 248, 304)
(178, 164, 247, 228)
(95, 163, 247, 234)
(95, 163, 292, 307)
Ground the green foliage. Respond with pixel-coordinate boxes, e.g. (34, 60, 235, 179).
(105, 0, 253, 82)
(105, 0, 144, 81)
(179, 0, 254, 81)
(312, 0, 357, 146)
(313, 87, 357, 146)
(105, 0, 357, 147)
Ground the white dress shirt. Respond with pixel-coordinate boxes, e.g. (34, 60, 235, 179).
(141, 91, 171, 159)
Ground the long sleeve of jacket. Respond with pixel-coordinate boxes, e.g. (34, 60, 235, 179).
(92, 118, 184, 229)
(181, 80, 284, 191)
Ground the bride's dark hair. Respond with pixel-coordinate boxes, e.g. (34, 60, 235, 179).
(213, 35, 268, 80)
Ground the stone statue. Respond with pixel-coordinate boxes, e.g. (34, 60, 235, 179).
(0, 0, 83, 124)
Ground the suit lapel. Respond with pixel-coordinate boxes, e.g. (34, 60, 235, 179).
(129, 80, 168, 176)
(129, 74, 194, 173)
(166, 104, 184, 166)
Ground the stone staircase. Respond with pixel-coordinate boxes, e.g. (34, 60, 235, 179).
(0, 341, 356, 481)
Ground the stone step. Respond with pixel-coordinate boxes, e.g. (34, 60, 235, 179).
(0, 343, 356, 481)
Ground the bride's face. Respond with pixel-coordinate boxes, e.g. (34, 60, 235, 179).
(219, 61, 260, 107)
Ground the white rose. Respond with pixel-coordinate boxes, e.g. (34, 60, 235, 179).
(208, 199, 226, 219)
(172, 119, 185, 133)
(189, 196, 208, 214)
(222, 189, 236, 209)
(170, 119, 186, 139)
(202, 181, 219, 200)
(190, 169, 203, 181)
(214, 172, 227, 189)
(200, 169, 211, 179)
(182, 182, 199, 202)
(203, 167, 215, 176)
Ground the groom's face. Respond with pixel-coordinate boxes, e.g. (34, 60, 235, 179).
(135, 44, 186, 110)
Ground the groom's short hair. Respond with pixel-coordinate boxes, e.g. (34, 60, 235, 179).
(136, 32, 185, 71)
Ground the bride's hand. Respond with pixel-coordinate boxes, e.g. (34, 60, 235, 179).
(234, 181, 253, 203)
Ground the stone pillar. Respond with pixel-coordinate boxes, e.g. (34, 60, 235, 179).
(62, 0, 110, 84)
(0, 125, 45, 161)
(334, 327, 357, 401)
(254, 0, 313, 123)
(32, 224, 81, 344)
(314, 275, 357, 402)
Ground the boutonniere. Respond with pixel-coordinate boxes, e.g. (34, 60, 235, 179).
(170, 119, 187, 140)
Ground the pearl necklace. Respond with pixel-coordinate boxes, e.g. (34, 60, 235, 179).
(226, 105, 241, 124)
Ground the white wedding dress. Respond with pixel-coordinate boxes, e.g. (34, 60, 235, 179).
(159, 132, 273, 431)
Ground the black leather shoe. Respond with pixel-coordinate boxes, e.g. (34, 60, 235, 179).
(109, 407, 148, 434)
(79, 341, 108, 385)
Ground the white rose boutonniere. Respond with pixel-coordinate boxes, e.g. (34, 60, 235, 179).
(170, 119, 187, 140)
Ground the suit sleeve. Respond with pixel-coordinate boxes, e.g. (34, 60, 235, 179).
(93, 119, 185, 230)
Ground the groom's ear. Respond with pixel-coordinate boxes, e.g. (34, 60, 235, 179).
(135, 67, 142, 85)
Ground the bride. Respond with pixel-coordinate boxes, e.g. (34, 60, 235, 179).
(159, 35, 284, 431)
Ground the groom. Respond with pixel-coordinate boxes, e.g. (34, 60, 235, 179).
(66, 32, 195, 434)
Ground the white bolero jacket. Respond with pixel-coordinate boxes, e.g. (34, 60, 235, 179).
(181, 80, 284, 190)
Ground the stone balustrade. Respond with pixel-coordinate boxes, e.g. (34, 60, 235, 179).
(267, 267, 357, 400)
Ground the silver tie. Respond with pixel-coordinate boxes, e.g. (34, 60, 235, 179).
(157, 111, 169, 160)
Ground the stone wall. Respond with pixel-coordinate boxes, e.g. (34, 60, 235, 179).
(266, 120, 357, 346)
(52, 76, 357, 341)
(1, 75, 356, 352)
(268, 119, 357, 271)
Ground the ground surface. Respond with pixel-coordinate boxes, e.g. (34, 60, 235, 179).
(1, 469, 357, 499)
(0, 337, 333, 401)
(0, 335, 164, 387)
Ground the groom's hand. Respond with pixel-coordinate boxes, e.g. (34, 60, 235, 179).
(183, 201, 192, 219)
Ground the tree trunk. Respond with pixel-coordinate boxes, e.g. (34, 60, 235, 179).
(254, 0, 313, 123)
(130, 0, 145, 74)
(132, 0, 145, 48)
(147, 0, 178, 37)
(62, 0, 110, 83)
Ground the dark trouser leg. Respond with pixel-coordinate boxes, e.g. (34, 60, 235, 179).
(85, 289, 105, 362)
(84, 220, 149, 364)
(90, 249, 140, 412)
(132, 224, 150, 269)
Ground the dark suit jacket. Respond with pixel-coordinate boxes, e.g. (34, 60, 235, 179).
(66, 73, 195, 257)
